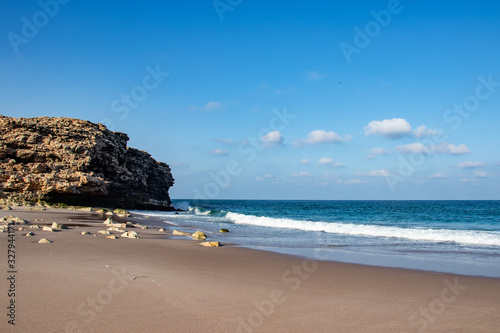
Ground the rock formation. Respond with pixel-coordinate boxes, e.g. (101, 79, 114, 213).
(0, 115, 175, 210)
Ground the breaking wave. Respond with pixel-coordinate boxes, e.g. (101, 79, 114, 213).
(224, 211, 500, 247)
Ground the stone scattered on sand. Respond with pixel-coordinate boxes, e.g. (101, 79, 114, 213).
(107, 227, 124, 232)
(2, 206, 12, 210)
(106, 235, 118, 239)
(121, 231, 139, 239)
(77, 207, 94, 212)
(158, 228, 165, 232)
(199, 241, 221, 247)
(18, 227, 27, 231)
(42, 226, 53, 232)
(51, 222, 65, 229)
(38, 238, 53, 244)
(141, 226, 148, 229)
(114, 209, 131, 218)
(0, 215, 26, 224)
(30, 225, 40, 229)
(35, 219, 44, 222)
(103, 218, 128, 228)
(219, 228, 229, 233)
(192, 231, 207, 240)
(172, 230, 191, 236)
(26, 232, 35, 236)
(98, 230, 111, 235)
(81, 231, 91, 235)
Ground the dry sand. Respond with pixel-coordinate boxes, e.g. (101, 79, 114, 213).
(1, 208, 499, 332)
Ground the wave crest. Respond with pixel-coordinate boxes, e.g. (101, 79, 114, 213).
(225, 212, 500, 246)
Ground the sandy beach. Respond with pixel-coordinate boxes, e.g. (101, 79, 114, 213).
(1, 208, 499, 333)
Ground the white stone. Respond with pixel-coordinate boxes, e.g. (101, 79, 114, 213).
(38, 238, 53, 244)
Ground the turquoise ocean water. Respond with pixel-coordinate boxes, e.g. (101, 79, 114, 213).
(135, 200, 500, 277)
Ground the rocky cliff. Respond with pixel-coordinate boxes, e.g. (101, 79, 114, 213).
(0, 115, 175, 210)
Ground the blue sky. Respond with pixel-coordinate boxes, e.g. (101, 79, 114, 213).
(1, 0, 500, 199)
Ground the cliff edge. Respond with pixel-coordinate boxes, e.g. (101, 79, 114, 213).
(0, 115, 175, 210)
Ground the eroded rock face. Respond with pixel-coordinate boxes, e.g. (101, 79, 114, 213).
(0, 115, 174, 210)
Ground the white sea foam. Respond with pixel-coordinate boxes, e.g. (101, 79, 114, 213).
(193, 207, 211, 215)
(225, 212, 500, 246)
(174, 201, 191, 211)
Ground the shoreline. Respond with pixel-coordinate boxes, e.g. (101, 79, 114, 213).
(133, 207, 500, 279)
(1, 207, 500, 332)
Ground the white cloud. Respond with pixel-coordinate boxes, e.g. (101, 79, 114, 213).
(429, 173, 446, 179)
(396, 143, 469, 155)
(460, 178, 477, 183)
(261, 131, 283, 146)
(210, 148, 228, 156)
(366, 147, 387, 159)
(302, 129, 351, 144)
(255, 174, 275, 181)
(473, 170, 488, 178)
(458, 161, 486, 168)
(318, 158, 343, 168)
(396, 142, 427, 154)
(356, 169, 389, 177)
(368, 169, 389, 177)
(414, 125, 442, 138)
(435, 143, 470, 155)
(364, 118, 412, 139)
(203, 101, 221, 111)
(292, 171, 311, 178)
(300, 158, 310, 164)
(306, 70, 326, 81)
(342, 179, 367, 185)
(365, 119, 442, 140)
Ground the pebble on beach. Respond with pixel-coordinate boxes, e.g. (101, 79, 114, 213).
(38, 238, 53, 244)
(192, 231, 207, 240)
(121, 231, 139, 239)
(51, 222, 65, 229)
(199, 241, 221, 247)
(172, 230, 191, 236)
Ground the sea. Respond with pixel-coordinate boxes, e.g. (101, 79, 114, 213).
(134, 200, 500, 278)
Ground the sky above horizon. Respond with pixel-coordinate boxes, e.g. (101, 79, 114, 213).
(1, 0, 500, 200)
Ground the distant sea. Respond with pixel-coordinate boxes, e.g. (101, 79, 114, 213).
(135, 200, 500, 278)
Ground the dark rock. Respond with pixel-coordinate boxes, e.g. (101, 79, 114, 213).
(0, 115, 175, 210)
